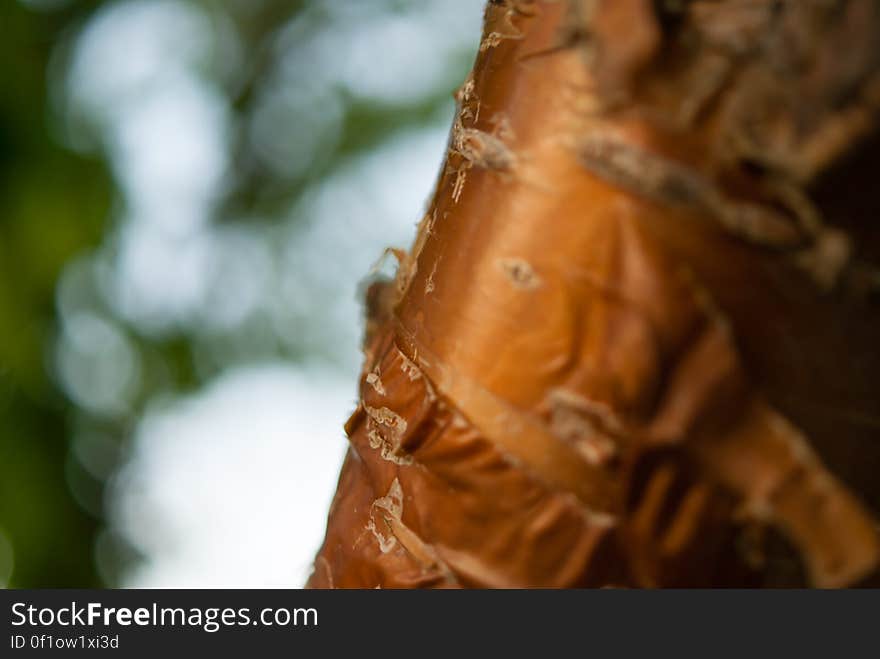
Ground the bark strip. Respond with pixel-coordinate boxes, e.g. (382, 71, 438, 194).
(308, 0, 880, 588)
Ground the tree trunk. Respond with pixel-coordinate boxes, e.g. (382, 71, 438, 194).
(308, 0, 880, 588)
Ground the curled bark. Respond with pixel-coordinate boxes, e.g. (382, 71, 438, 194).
(308, 0, 880, 588)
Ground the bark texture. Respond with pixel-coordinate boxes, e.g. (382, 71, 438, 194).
(308, 0, 880, 588)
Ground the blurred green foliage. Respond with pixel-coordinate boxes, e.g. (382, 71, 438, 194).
(0, 1, 111, 587)
(0, 0, 477, 587)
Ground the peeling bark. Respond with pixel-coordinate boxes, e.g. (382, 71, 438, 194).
(308, 0, 880, 588)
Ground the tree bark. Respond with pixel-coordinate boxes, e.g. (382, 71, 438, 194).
(308, 0, 880, 588)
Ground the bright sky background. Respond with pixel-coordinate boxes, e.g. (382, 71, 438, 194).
(49, 0, 484, 586)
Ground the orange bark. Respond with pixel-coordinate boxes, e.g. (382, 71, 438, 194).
(309, 0, 880, 588)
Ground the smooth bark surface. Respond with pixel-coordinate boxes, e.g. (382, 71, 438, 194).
(308, 0, 880, 588)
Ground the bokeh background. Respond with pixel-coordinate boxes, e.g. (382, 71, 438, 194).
(0, 0, 482, 587)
